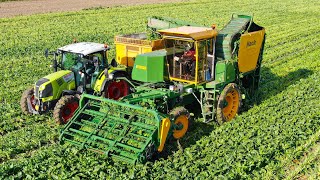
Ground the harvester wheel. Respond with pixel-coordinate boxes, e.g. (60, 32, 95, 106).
(169, 107, 190, 139)
(20, 87, 36, 114)
(216, 83, 241, 124)
(53, 95, 79, 124)
(104, 79, 129, 100)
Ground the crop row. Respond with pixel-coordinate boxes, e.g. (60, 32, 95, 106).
(0, 123, 58, 162)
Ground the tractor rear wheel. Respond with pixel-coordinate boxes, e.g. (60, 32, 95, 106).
(216, 83, 242, 124)
(53, 95, 79, 124)
(20, 87, 36, 114)
(169, 107, 190, 139)
(104, 80, 129, 100)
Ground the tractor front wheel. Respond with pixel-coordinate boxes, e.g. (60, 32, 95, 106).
(216, 83, 242, 124)
(53, 95, 79, 124)
(20, 87, 36, 114)
(169, 107, 190, 139)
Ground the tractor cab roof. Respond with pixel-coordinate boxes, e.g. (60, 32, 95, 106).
(58, 42, 109, 56)
(158, 26, 218, 40)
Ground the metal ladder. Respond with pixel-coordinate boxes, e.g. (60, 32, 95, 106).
(200, 90, 217, 123)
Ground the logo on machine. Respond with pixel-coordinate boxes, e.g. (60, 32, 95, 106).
(246, 40, 256, 48)
(63, 73, 74, 82)
(136, 65, 147, 70)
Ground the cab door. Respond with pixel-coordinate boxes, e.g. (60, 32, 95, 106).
(195, 40, 208, 83)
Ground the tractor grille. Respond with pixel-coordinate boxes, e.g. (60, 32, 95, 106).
(56, 78, 63, 86)
(35, 78, 49, 98)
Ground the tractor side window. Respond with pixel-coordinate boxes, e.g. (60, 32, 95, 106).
(62, 52, 78, 70)
(83, 53, 104, 76)
(92, 53, 103, 70)
(84, 53, 103, 63)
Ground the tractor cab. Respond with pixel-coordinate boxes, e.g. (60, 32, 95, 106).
(158, 26, 218, 84)
(57, 42, 110, 90)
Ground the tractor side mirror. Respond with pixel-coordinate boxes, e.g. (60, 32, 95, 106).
(52, 59, 58, 72)
(45, 49, 49, 58)
(52, 52, 58, 72)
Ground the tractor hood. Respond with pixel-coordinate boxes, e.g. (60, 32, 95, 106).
(34, 70, 76, 100)
(42, 70, 74, 82)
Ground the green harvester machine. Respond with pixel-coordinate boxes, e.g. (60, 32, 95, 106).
(59, 14, 266, 163)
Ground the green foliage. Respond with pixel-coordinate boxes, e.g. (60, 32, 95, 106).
(0, 0, 320, 179)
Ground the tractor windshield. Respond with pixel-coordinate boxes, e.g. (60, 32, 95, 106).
(61, 52, 79, 70)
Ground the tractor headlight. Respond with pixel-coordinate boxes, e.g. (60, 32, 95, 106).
(35, 78, 49, 98)
(108, 73, 114, 80)
(39, 85, 45, 91)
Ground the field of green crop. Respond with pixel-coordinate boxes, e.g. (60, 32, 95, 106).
(0, 0, 319, 178)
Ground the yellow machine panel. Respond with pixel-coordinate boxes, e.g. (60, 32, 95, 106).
(115, 33, 164, 67)
(238, 29, 265, 73)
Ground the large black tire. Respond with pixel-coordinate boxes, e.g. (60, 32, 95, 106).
(216, 83, 242, 125)
(20, 87, 35, 114)
(169, 107, 190, 139)
(53, 95, 79, 125)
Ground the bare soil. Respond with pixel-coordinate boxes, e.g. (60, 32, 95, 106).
(0, 0, 181, 18)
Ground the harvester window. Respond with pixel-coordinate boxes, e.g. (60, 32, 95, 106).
(166, 39, 197, 81)
(206, 38, 215, 81)
(196, 40, 207, 82)
(207, 39, 213, 55)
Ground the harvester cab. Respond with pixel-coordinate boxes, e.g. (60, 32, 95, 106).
(21, 42, 112, 124)
(60, 14, 265, 164)
(159, 26, 218, 84)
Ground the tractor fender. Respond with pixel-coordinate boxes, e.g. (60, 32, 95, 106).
(62, 90, 77, 96)
(100, 79, 109, 93)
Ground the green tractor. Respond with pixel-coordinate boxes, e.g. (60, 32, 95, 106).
(20, 42, 131, 124)
(60, 14, 266, 163)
